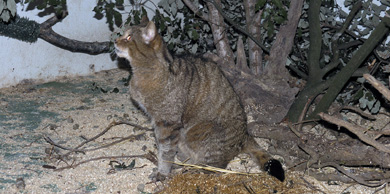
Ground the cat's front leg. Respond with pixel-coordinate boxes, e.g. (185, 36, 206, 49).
(153, 121, 181, 180)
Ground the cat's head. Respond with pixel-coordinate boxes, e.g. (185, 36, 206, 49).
(115, 17, 165, 65)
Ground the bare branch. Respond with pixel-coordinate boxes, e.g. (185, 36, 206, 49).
(205, 0, 235, 63)
(182, 0, 209, 22)
(318, 112, 390, 153)
(54, 154, 148, 171)
(204, 0, 269, 53)
(364, 73, 390, 101)
(341, 106, 376, 120)
(39, 13, 110, 55)
(236, 36, 251, 74)
(312, 162, 386, 187)
(266, 0, 304, 78)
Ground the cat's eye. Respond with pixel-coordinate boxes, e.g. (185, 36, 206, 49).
(126, 36, 131, 41)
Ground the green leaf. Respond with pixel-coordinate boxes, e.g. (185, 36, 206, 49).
(274, 16, 285, 24)
(177, 0, 184, 9)
(116, 0, 124, 10)
(381, 0, 390, 6)
(344, 0, 353, 7)
(255, 0, 267, 11)
(141, 7, 147, 16)
(171, 2, 177, 16)
(127, 159, 135, 169)
(191, 43, 198, 53)
(113, 10, 122, 28)
(0, 10, 10, 22)
(353, 88, 364, 101)
(158, 0, 170, 13)
(37, 0, 47, 9)
(106, 9, 114, 31)
(192, 29, 199, 40)
(164, 17, 171, 23)
(0, 1, 5, 16)
(160, 22, 166, 32)
(7, 0, 16, 17)
(267, 20, 274, 38)
(271, 0, 283, 9)
(371, 100, 380, 114)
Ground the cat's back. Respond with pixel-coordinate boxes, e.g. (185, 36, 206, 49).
(171, 55, 246, 129)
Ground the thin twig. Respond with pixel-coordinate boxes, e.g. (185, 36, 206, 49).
(58, 120, 152, 156)
(297, 96, 316, 131)
(204, 0, 270, 53)
(312, 162, 385, 187)
(54, 154, 147, 171)
(44, 136, 85, 153)
(341, 106, 376, 120)
(319, 112, 390, 153)
(81, 133, 146, 152)
(182, 0, 209, 22)
(364, 73, 390, 101)
(300, 176, 326, 194)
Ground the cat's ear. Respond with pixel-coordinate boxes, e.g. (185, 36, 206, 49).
(140, 15, 149, 26)
(142, 21, 157, 44)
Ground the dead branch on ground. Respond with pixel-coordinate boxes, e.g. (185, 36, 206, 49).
(310, 74, 390, 186)
(318, 113, 390, 153)
(44, 120, 155, 171)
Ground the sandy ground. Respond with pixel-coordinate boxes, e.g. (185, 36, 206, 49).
(0, 69, 386, 193)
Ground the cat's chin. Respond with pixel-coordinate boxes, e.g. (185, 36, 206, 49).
(114, 45, 129, 59)
(115, 49, 126, 58)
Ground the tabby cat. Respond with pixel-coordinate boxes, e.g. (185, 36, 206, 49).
(114, 17, 284, 182)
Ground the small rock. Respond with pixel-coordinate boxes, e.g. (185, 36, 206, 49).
(73, 124, 79, 130)
(137, 184, 145, 192)
(15, 178, 25, 190)
(67, 117, 74, 123)
(49, 124, 58, 130)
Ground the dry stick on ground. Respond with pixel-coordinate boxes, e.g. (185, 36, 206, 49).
(58, 120, 152, 156)
(288, 95, 320, 168)
(364, 73, 390, 101)
(54, 154, 149, 171)
(44, 121, 151, 155)
(311, 162, 387, 187)
(300, 177, 326, 194)
(341, 106, 376, 120)
(44, 120, 155, 170)
(318, 113, 390, 153)
(290, 96, 388, 185)
(77, 133, 146, 152)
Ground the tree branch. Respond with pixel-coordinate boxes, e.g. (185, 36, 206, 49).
(244, 0, 263, 75)
(322, 2, 362, 75)
(306, 0, 322, 83)
(311, 162, 387, 187)
(204, 0, 269, 54)
(182, 0, 209, 22)
(205, 0, 235, 63)
(39, 13, 110, 55)
(364, 73, 390, 101)
(319, 112, 390, 153)
(310, 16, 390, 119)
(266, 0, 304, 79)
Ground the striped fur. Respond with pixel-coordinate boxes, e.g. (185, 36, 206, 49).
(115, 17, 284, 181)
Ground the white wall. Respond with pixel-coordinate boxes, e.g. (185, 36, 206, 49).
(0, 1, 126, 88)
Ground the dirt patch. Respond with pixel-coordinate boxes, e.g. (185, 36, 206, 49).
(0, 69, 384, 193)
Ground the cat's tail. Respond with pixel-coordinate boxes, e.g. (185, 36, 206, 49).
(242, 136, 285, 182)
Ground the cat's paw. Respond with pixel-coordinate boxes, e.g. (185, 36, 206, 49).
(264, 159, 285, 182)
(148, 168, 167, 182)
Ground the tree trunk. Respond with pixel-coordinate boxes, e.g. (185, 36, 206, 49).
(265, 0, 304, 81)
(244, 0, 263, 75)
(206, 0, 235, 64)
